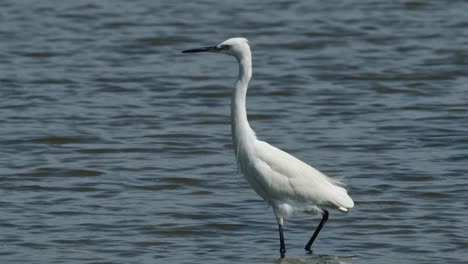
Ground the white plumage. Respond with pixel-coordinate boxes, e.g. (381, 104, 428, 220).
(183, 37, 354, 258)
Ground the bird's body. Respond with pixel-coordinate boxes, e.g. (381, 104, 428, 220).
(183, 37, 354, 258)
(242, 140, 354, 215)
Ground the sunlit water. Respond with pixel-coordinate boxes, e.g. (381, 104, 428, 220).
(1, 1, 468, 263)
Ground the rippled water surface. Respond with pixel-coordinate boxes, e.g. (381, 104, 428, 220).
(1, 1, 468, 263)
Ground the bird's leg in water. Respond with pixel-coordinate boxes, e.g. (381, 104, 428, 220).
(304, 209, 329, 252)
(278, 224, 286, 258)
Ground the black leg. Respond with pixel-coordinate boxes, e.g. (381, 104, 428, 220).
(304, 209, 329, 252)
(278, 224, 286, 258)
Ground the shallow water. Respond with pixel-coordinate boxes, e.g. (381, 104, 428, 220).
(1, 1, 468, 263)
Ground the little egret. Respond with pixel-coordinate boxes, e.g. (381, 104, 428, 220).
(183, 38, 354, 258)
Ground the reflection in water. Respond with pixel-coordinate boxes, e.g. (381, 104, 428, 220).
(273, 253, 356, 264)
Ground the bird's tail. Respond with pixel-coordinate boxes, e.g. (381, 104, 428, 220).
(331, 185, 354, 212)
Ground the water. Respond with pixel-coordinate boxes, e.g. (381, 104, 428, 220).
(1, 1, 468, 263)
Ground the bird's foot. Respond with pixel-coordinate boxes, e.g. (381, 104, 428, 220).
(280, 248, 286, 258)
(304, 246, 313, 254)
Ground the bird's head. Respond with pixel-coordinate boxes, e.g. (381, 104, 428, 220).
(182, 37, 251, 60)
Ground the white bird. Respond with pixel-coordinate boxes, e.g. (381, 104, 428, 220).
(183, 38, 354, 258)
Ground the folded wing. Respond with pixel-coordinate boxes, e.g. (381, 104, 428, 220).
(252, 140, 354, 211)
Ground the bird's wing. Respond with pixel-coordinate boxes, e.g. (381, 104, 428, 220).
(253, 140, 354, 210)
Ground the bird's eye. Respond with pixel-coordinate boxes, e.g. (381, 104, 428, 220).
(220, 45, 231, 50)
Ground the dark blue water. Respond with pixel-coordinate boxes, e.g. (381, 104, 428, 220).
(1, 1, 468, 263)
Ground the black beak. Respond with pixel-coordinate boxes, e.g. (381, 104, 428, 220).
(182, 46, 219, 53)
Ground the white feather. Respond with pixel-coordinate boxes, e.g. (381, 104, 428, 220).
(184, 38, 354, 255)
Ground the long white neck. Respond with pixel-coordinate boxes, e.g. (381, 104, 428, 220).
(231, 49, 256, 163)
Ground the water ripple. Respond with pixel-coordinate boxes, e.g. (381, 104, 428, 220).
(1, 1, 467, 264)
